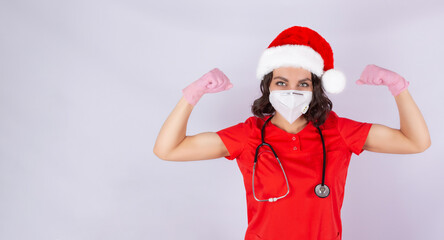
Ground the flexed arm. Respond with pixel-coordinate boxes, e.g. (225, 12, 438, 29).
(153, 68, 232, 161)
(356, 64, 431, 154)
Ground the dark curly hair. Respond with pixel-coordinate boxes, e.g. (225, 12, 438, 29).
(250, 71, 333, 128)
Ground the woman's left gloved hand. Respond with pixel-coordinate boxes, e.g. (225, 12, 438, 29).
(355, 64, 410, 96)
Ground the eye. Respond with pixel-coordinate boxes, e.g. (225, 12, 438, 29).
(276, 81, 286, 86)
(300, 82, 310, 87)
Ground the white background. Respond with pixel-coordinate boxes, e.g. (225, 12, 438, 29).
(1, 0, 443, 239)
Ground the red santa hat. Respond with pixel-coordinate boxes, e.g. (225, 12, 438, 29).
(256, 26, 346, 94)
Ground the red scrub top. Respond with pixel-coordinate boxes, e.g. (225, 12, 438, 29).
(216, 110, 372, 240)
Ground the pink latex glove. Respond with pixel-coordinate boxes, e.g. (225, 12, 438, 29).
(355, 64, 410, 96)
(182, 68, 233, 106)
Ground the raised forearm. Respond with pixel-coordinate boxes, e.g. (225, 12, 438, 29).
(153, 97, 194, 158)
(395, 89, 431, 151)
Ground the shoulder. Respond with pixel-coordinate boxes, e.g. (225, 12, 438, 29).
(236, 115, 273, 137)
(322, 110, 369, 129)
(319, 110, 339, 130)
(240, 116, 270, 134)
(218, 115, 263, 134)
(242, 115, 270, 127)
(327, 111, 372, 141)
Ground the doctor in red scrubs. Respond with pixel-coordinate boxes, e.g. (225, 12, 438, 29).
(153, 26, 431, 240)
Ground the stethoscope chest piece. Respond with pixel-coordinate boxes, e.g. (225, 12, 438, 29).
(314, 183, 330, 198)
(253, 115, 331, 201)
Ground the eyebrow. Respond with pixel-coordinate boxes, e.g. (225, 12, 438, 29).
(273, 76, 312, 82)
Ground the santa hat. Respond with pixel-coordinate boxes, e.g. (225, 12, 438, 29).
(256, 26, 346, 94)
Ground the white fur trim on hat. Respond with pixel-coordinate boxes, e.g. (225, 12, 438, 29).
(256, 44, 324, 80)
(322, 69, 346, 94)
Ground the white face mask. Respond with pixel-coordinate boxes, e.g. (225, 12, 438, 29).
(269, 90, 313, 124)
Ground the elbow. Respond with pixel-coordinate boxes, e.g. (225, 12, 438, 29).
(153, 147, 169, 161)
(415, 139, 431, 153)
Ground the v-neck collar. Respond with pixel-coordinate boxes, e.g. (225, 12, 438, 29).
(263, 115, 314, 137)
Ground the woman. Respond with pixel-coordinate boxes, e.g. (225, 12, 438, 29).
(153, 26, 431, 240)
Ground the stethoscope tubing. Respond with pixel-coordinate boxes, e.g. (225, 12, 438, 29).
(252, 114, 330, 201)
(316, 126, 327, 187)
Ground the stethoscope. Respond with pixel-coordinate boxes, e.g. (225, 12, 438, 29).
(252, 114, 330, 202)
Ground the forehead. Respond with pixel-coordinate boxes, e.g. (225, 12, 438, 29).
(272, 68, 312, 82)
(272, 67, 312, 78)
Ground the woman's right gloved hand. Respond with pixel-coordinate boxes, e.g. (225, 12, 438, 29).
(182, 68, 233, 106)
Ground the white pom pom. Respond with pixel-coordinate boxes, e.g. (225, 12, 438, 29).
(321, 69, 346, 94)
